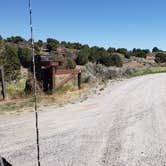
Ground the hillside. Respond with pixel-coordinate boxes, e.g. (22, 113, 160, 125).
(0, 35, 166, 102)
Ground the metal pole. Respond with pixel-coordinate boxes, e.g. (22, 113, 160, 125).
(29, 1, 41, 166)
(0, 66, 6, 100)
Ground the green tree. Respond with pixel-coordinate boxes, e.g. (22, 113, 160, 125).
(152, 47, 160, 52)
(124, 51, 131, 59)
(72, 42, 82, 49)
(96, 48, 112, 66)
(132, 48, 147, 58)
(107, 47, 116, 54)
(6, 36, 25, 44)
(144, 49, 150, 54)
(99, 52, 112, 66)
(35, 40, 43, 53)
(34, 43, 41, 54)
(110, 54, 123, 67)
(18, 47, 32, 68)
(46, 38, 59, 52)
(65, 42, 73, 49)
(0, 35, 3, 47)
(4, 46, 21, 81)
(117, 48, 128, 55)
(37, 40, 43, 48)
(76, 45, 90, 65)
(155, 53, 166, 63)
(66, 57, 76, 69)
(0, 35, 2, 44)
(88, 46, 99, 63)
(61, 41, 67, 45)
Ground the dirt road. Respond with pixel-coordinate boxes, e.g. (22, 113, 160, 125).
(0, 73, 166, 166)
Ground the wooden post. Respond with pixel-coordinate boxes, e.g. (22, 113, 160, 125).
(50, 66, 55, 91)
(53, 67, 56, 90)
(54, 67, 56, 90)
(78, 73, 81, 90)
(0, 66, 6, 100)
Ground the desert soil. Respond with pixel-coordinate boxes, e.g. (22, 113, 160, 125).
(0, 73, 166, 166)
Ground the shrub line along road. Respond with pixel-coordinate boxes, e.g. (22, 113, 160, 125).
(0, 73, 166, 166)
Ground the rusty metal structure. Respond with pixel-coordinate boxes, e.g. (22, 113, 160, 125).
(38, 56, 82, 92)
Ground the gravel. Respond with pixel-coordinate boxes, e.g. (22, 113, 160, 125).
(0, 73, 166, 166)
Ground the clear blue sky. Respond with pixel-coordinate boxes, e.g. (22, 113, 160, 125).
(0, 0, 166, 50)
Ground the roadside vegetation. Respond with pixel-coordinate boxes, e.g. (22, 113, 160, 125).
(131, 67, 166, 77)
(0, 35, 166, 113)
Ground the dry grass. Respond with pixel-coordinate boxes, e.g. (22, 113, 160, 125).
(6, 79, 26, 99)
(0, 80, 93, 114)
(0, 97, 34, 115)
(40, 83, 91, 107)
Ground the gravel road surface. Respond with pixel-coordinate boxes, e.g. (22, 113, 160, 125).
(0, 73, 166, 166)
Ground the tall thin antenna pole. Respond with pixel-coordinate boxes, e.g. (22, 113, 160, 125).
(29, 0, 41, 166)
